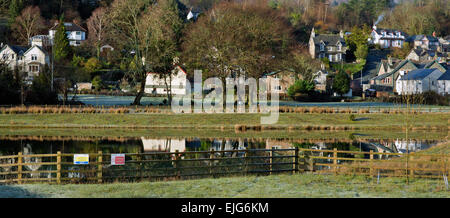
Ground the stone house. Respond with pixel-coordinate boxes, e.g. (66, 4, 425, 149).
(309, 28, 347, 63)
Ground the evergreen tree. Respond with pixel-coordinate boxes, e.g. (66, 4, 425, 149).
(8, 0, 23, 24)
(332, 71, 351, 97)
(53, 15, 72, 63)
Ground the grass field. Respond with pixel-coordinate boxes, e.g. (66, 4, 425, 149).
(0, 113, 448, 130)
(1, 174, 448, 198)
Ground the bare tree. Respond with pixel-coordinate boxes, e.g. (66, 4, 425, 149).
(11, 6, 45, 45)
(87, 7, 108, 58)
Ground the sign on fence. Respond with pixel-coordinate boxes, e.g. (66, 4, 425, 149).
(74, 154, 89, 164)
(111, 154, 125, 165)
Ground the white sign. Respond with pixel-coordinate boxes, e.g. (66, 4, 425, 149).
(74, 154, 89, 165)
(111, 154, 125, 165)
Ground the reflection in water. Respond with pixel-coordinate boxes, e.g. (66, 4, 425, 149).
(0, 137, 444, 156)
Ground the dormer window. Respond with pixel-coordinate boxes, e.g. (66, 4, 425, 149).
(337, 43, 342, 51)
(320, 43, 325, 51)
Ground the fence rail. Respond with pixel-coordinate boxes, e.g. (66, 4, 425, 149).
(0, 148, 448, 184)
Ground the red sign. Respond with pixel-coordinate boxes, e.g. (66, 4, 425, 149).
(111, 154, 125, 165)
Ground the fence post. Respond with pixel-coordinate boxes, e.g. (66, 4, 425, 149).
(97, 151, 102, 183)
(57, 151, 61, 184)
(270, 147, 275, 175)
(244, 147, 249, 175)
(410, 154, 414, 178)
(17, 152, 22, 184)
(369, 150, 374, 177)
(209, 149, 215, 177)
(174, 150, 180, 180)
(294, 147, 299, 174)
(333, 148, 338, 175)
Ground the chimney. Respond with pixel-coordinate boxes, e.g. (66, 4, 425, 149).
(31, 38, 43, 47)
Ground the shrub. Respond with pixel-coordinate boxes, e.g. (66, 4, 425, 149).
(349, 114, 356, 121)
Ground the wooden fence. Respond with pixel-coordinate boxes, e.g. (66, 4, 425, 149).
(0, 148, 448, 184)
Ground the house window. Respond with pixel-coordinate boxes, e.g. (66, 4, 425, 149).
(3, 54, 8, 60)
(31, 55, 37, 61)
(328, 46, 332, 51)
(11, 54, 14, 59)
(19, 56, 23, 61)
(338, 44, 342, 51)
(275, 86, 282, 90)
(320, 44, 324, 51)
(29, 65, 39, 72)
(76, 31, 81, 35)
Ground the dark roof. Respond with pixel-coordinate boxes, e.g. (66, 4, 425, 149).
(313, 34, 345, 47)
(374, 28, 406, 36)
(437, 70, 450, 80)
(406, 35, 439, 42)
(9, 45, 28, 54)
(50, 22, 87, 32)
(411, 48, 440, 57)
(371, 59, 417, 81)
(399, 68, 438, 80)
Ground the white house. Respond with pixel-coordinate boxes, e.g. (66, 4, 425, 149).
(49, 22, 87, 46)
(437, 70, 450, 95)
(370, 25, 407, 48)
(144, 66, 187, 95)
(396, 68, 444, 95)
(0, 39, 50, 80)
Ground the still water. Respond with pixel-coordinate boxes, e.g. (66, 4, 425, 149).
(0, 136, 444, 156)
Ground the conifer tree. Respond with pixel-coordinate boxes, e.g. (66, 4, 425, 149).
(53, 15, 72, 63)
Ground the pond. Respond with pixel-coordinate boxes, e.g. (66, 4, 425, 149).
(0, 134, 445, 182)
(67, 94, 450, 110)
(0, 136, 443, 155)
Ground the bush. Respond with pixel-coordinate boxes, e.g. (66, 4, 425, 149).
(287, 79, 315, 99)
(349, 114, 356, 121)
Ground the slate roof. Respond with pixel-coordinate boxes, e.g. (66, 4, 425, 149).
(371, 59, 416, 81)
(9, 45, 29, 54)
(50, 22, 87, 32)
(407, 35, 439, 42)
(312, 34, 345, 47)
(399, 68, 438, 80)
(437, 70, 450, 80)
(374, 28, 406, 36)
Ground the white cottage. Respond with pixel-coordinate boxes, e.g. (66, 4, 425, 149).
(0, 40, 50, 80)
(396, 68, 444, 95)
(144, 66, 187, 95)
(370, 26, 407, 48)
(49, 22, 87, 46)
(437, 70, 450, 95)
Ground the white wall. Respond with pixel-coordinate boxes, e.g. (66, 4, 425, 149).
(144, 67, 187, 95)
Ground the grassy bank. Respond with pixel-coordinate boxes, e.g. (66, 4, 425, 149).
(0, 113, 448, 130)
(1, 174, 448, 198)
